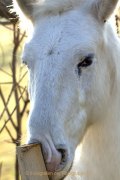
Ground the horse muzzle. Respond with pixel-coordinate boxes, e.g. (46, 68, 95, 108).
(28, 136, 70, 179)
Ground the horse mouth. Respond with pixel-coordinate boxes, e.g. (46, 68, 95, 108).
(45, 146, 69, 172)
(28, 138, 71, 179)
(47, 148, 72, 180)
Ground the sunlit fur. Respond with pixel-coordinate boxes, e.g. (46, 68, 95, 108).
(14, 0, 120, 179)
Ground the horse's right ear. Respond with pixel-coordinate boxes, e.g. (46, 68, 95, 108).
(92, 0, 119, 22)
(13, 0, 34, 20)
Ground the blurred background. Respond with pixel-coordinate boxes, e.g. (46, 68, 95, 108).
(0, 1, 29, 180)
(0, 1, 120, 180)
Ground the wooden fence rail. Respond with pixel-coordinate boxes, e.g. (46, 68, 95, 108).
(17, 144, 49, 180)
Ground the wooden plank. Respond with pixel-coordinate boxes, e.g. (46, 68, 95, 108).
(17, 144, 49, 180)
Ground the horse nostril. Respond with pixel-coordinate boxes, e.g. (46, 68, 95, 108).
(56, 145, 68, 171)
(58, 149, 67, 163)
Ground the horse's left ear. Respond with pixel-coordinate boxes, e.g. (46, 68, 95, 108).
(92, 0, 119, 22)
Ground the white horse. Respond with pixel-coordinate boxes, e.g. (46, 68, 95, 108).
(13, 0, 120, 179)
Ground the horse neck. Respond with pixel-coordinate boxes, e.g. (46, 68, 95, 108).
(71, 107, 120, 179)
(78, 101, 120, 179)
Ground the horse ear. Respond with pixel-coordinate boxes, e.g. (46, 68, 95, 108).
(92, 0, 119, 22)
(13, 0, 34, 20)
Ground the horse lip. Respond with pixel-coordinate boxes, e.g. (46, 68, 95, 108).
(56, 159, 68, 172)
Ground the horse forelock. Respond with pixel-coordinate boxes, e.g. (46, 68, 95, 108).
(31, 0, 85, 17)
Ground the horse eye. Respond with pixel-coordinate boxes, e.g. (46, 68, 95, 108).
(76, 54, 94, 76)
(78, 54, 93, 68)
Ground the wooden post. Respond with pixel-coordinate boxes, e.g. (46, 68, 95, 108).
(17, 144, 49, 180)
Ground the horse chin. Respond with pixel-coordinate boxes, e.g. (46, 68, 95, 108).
(48, 161, 73, 180)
